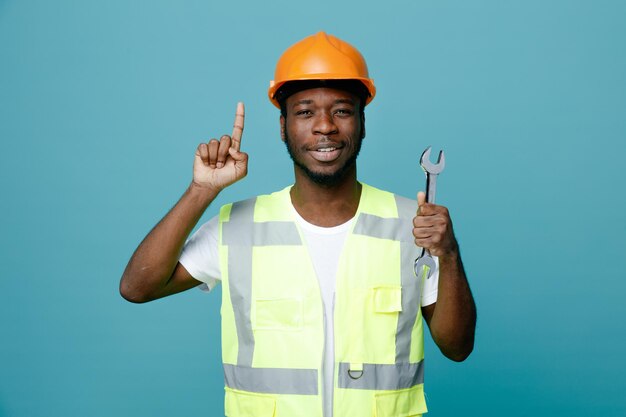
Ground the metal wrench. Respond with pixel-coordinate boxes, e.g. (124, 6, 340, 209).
(414, 146, 445, 279)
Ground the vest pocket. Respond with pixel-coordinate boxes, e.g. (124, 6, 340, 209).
(372, 286, 402, 313)
(374, 384, 427, 417)
(225, 387, 276, 417)
(253, 297, 303, 331)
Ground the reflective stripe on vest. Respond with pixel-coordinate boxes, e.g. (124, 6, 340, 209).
(337, 361, 424, 390)
(224, 364, 318, 395)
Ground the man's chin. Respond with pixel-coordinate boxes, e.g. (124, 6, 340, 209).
(309, 173, 343, 186)
(299, 164, 353, 186)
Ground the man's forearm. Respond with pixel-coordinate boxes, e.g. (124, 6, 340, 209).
(428, 252, 476, 361)
(119, 183, 218, 302)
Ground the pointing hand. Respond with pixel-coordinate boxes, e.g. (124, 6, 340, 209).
(193, 102, 248, 192)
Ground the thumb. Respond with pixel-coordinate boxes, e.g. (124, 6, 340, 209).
(228, 147, 248, 162)
(417, 191, 426, 208)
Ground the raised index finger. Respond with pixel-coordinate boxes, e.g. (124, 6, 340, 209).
(231, 102, 245, 151)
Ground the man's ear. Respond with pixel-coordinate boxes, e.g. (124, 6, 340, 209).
(280, 115, 286, 142)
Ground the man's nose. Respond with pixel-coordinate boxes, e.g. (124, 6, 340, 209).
(313, 112, 338, 135)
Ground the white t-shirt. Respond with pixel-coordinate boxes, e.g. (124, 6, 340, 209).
(179, 207, 439, 417)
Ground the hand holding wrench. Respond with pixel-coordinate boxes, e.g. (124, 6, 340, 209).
(414, 146, 445, 279)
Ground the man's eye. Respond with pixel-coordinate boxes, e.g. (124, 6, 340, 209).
(296, 110, 312, 116)
(335, 109, 353, 115)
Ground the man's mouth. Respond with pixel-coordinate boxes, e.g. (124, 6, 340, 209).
(309, 145, 343, 162)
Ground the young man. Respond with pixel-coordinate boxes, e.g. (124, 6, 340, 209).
(120, 32, 476, 417)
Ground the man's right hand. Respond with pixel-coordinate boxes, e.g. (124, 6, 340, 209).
(120, 103, 248, 303)
(193, 102, 248, 192)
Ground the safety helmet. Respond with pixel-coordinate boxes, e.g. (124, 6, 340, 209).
(268, 32, 376, 108)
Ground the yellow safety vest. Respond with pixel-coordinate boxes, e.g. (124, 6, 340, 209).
(218, 183, 428, 417)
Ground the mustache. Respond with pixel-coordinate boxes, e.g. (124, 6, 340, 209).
(310, 136, 343, 149)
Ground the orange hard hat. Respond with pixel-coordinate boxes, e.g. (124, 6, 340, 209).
(268, 32, 376, 108)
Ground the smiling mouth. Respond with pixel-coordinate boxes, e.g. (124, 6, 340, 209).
(309, 146, 343, 162)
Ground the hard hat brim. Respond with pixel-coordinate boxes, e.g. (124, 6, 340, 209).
(268, 77, 376, 108)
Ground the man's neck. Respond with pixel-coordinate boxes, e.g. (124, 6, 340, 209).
(290, 169, 362, 227)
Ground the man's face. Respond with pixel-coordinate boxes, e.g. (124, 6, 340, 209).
(281, 87, 365, 186)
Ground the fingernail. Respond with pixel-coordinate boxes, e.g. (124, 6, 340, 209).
(216, 162, 223, 168)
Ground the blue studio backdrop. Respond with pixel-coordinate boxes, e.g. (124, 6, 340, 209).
(1, 1, 625, 416)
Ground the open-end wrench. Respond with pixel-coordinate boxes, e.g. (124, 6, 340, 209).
(414, 146, 446, 280)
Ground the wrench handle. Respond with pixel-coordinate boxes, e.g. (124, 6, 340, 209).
(425, 173, 438, 204)
(419, 173, 437, 259)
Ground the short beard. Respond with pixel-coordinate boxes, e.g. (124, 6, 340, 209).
(283, 130, 363, 187)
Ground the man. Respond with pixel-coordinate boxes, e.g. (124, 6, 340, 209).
(120, 32, 476, 417)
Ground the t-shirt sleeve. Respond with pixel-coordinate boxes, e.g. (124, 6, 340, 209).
(178, 215, 221, 292)
(421, 256, 439, 307)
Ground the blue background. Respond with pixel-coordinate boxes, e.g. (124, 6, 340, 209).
(1, 0, 625, 416)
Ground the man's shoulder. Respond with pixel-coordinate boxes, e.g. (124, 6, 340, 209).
(226, 185, 292, 206)
(360, 183, 417, 217)
(219, 185, 293, 221)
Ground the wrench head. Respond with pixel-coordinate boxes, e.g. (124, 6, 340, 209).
(414, 255, 436, 280)
(420, 146, 445, 175)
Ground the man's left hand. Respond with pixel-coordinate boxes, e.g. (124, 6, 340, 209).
(412, 191, 458, 258)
